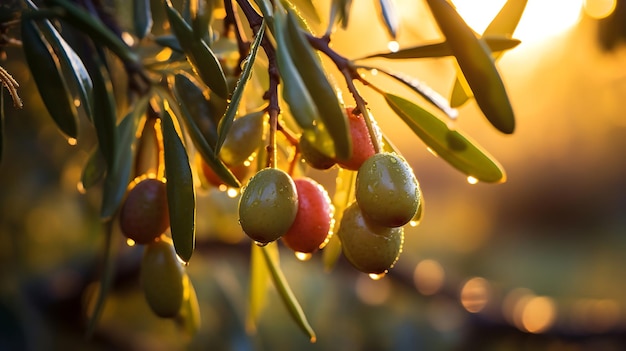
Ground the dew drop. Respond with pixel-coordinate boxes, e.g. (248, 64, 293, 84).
(295, 251, 312, 261)
(426, 147, 438, 157)
(409, 220, 419, 227)
(67, 137, 77, 146)
(254, 241, 269, 247)
(369, 272, 387, 280)
(387, 41, 400, 52)
(126, 238, 136, 247)
(466, 176, 479, 185)
(226, 188, 239, 198)
(76, 181, 86, 194)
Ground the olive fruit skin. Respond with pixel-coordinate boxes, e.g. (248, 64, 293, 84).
(140, 239, 185, 318)
(336, 107, 378, 171)
(282, 178, 333, 253)
(200, 159, 250, 188)
(299, 136, 336, 170)
(120, 178, 170, 244)
(337, 202, 404, 274)
(220, 111, 265, 166)
(356, 153, 420, 227)
(238, 168, 299, 244)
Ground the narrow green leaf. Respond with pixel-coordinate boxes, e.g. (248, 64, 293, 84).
(80, 147, 106, 190)
(45, 0, 139, 64)
(451, 0, 527, 107)
(133, 0, 153, 39)
(261, 243, 316, 342)
(169, 79, 241, 188)
(358, 36, 521, 60)
(190, 0, 211, 41)
(87, 51, 118, 172)
(173, 74, 218, 147)
(21, 18, 78, 139)
(160, 104, 196, 262)
(359, 65, 457, 118)
(246, 243, 270, 334)
(215, 20, 265, 154)
(285, 0, 320, 24)
(425, 0, 515, 134)
(328, 0, 353, 31)
(323, 168, 356, 271)
(100, 94, 149, 219)
(154, 35, 183, 52)
(285, 10, 352, 160)
(253, 0, 274, 20)
(85, 220, 117, 339)
(27, 0, 94, 122)
(377, 0, 399, 38)
(165, 0, 228, 99)
(384, 93, 505, 183)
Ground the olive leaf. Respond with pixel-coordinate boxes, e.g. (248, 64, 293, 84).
(165, 0, 228, 99)
(80, 147, 106, 190)
(21, 18, 78, 139)
(384, 92, 505, 183)
(190, 0, 213, 42)
(357, 35, 521, 60)
(169, 79, 240, 188)
(450, 0, 527, 107)
(425, 0, 515, 134)
(215, 20, 265, 155)
(285, 9, 352, 160)
(100, 94, 149, 219)
(133, 0, 153, 40)
(285, 0, 321, 24)
(154, 35, 183, 52)
(328, 0, 353, 32)
(261, 243, 316, 342)
(376, 0, 399, 39)
(44, 0, 139, 65)
(254, 0, 274, 20)
(246, 243, 270, 334)
(87, 49, 118, 173)
(322, 168, 356, 271)
(173, 74, 218, 147)
(357, 65, 457, 119)
(160, 102, 196, 263)
(27, 0, 95, 123)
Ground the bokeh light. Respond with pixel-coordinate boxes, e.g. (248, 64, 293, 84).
(413, 259, 445, 296)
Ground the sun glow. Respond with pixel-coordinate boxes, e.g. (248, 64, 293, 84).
(452, 0, 584, 44)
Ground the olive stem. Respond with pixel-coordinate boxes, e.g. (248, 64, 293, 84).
(266, 108, 278, 169)
(277, 120, 301, 176)
(341, 67, 381, 154)
(224, 0, 250, 74)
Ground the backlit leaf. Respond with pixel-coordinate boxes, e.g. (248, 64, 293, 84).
(358, 35, 521, 60)
(160, 103, 196, 262)
(323, 168, 356, 271)
(261, 243, 316, 342)
(285, 10, 351, 160)
(377, 0, 399, 38)
(384, 93, 505, 183)
(215, 20, 265, 155)
(21, 18, 78, 139)
(80, 147, 106, 190)
(425, 0, 515, 134)
(165, 0, 228, 99)
(246, 243, 270, 334)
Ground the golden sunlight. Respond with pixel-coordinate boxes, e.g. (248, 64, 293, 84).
(452, 0, 584, 44)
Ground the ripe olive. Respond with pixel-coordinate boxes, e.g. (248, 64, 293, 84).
(140, 238, 185, 318)
(299, 135, 336, 170)
(238, 168, 299, 244)
(282, 178, 333, 254)
(337, 202, 404, 274)
(356, 153, 420, 227)
(336, 107, 379, 171)
(200, 158, 250, 188)
(120, 177, 170, 244)
(220, 110, 265, 166)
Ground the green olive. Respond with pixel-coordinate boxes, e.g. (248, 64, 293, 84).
(238, 168, 299, 244)
(140, 239, 185, 318)
(220, 110, 265, 166)
(355, 153, 420, 227)
(337, 202, 404, 274)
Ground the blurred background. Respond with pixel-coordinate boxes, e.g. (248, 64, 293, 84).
(2, 0, 626, 350)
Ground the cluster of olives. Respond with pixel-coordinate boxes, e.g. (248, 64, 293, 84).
(237, 107, 420, 275)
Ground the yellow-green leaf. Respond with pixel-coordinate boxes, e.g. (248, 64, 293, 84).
(215, 20, 265, 155)
(80, 147, 106, 190)
(426, 0, 515, 134)
(285, 10, 351, 160)
(246, 243, 270, 334)
(21, 18, 78, 139)
(261, 243, 316, 342)
(165, 0, 228, 99)
(376, 0, 399, 39)
(451, 0, 527, 107)
(160, 104, 196, 262)
(384, 93, 505, 183)
(358, 35, 520, 60)
(170, 76, 241, 188)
